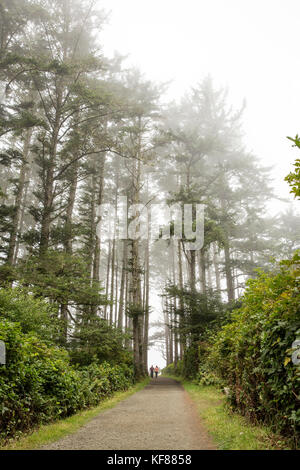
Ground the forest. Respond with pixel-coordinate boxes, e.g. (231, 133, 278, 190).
(0, 0, 299, 448)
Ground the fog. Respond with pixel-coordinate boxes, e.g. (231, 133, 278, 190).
(0, 1, 299, 444)
(98, 0, 300, 367)
(1, 0, 299, 372)
(100, 0, 300, 203)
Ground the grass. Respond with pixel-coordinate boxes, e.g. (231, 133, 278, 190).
(165, 375, 289, 450)
(1, 378, 150, 451)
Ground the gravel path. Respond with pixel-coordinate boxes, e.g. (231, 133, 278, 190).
(41, 377, 217, 450)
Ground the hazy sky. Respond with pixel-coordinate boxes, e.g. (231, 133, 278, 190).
(100, 0, 300, 202)
(98, 0, 300, 367)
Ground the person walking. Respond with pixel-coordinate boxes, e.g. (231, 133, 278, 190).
(154, 365, 159, 378)
(150, 365, 154, 378)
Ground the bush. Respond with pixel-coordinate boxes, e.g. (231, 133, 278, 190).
(0, 287, 60, 342)
(0, 320, 134, 443)
(208, 255, 300, 443)
(162, 360, 184, 377)
(69, 316, 132, 367)
(196, 342, 222, 386)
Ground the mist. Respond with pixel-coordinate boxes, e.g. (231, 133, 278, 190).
(0, 1, 299, 448)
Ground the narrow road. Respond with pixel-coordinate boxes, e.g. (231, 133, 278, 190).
(41, 377, 216, 450)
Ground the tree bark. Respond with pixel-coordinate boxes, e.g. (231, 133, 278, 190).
(213, 242, 221, 292)
(109, 238, 116, 325)
(198, 248, 206, 294)
(224, 239, 234, 302)
(93, 153, 106, 284)
(178, 240, 185, 360)
(7, 128, 33, 265)
(117, 240, 127, 330)
(104, 239, 111, 321)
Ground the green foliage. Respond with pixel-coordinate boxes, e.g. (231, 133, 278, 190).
(126, 303, 145, 318)
(78, 362, 134, 406)
(286, 136, 300, 199)
(162, 360, 184, 377)
(183, 344, 201, 379)
(195, 342, 222, 387)
(0, 287, 59, 342)
(0, 320, 134, 443)
(208, 254, 300, 443)
(17, 252, 105, 309)
(69, 316, 132, 367)
(0, 264, 16, 286)
(166, 284, 224, 340)
(165, 284, 225, 378)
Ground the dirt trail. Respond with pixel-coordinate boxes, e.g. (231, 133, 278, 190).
(41, 377, 216, 450)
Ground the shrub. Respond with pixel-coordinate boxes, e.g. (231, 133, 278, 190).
(0, 287, 60, 342)
(69, 316, 132, 367)
(209, 255, 300, 443)
(0, 320, 134, 443)
(196, 342, 222, 386)
(162, 360, 184, 377)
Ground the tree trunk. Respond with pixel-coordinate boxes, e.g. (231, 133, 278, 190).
(39, 93, 62, 256)
(118, 240, 127, 330)
(224, 240, 234, 302)
(104, 239, 111, 321)
(143, 231, 150, 373)
(93, 153, 106, 284)
(198, 248, 206, 294)
(60, 155, 79, 344)
(109, 238, 116, 325)
(171, 241, 179, 368)
(114, 250, 119, 324)
(213, 242, 221, 292)
(13, 174, 30, 263)
(7, 128, 33, 265)
(130, 116, 144, 378)
(207, 249, 213, 289)
(189, 249, 196, 292)
(164, 300, 170, 365)
(178, 240, 185, 360)
(65, 162, 78, 255)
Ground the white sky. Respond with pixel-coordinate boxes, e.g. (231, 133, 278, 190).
(100, 0, 300, 200)
(98, 0, 300, 368)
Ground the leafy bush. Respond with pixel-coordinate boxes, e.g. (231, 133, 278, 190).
(0, 287, 60, 342)
(196, 342, 222, 386)
(0, 320, 134, 443)
(182, 344, 200, 378)
(77, 362, 134, 408)
(286, 136, 300, 199)
(162, 360, 184, 377)
(208, 255, 300, 443)
(69, 316, 132, 367)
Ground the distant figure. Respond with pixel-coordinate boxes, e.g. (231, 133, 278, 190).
(150, 365, 154, 378)
(154, 365, 159, 378)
